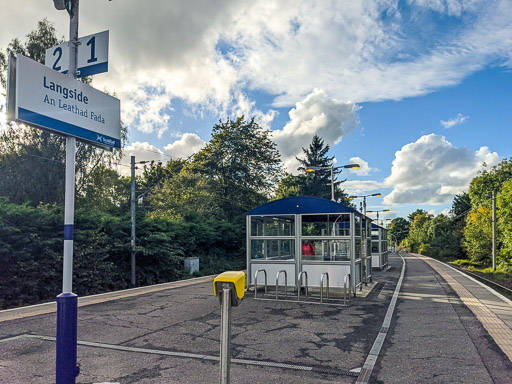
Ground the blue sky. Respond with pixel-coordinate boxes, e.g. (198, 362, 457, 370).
(1, 0, 511, 221)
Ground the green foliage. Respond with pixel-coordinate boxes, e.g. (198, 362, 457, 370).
(462, 206, 492, 264)
(497, 179, 512, 267)
(276, 135, 352, 205)
(188, 116, 282, 218)
(0, 199, 61, 308)
(404, 211, 432, 253)
(148, 172, 221, 219)
(275, 173, 304, 199)
(450, 192, 471, 217)
(388, 217, 410, 244)
(469, 158, 512, 208)
(0, 199, 246, 309)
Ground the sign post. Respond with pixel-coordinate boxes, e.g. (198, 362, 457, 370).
(6, 1, 118, 383)
(56, 1, 80, 383)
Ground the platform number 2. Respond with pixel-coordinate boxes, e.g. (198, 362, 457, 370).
(52, 47, 63, 71)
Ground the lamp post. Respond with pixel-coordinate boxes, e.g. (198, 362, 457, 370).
(366, 209, 390, 227)
(348, 193, 382, 214)
(130, 157, 149, 286)
(388, 233, 398, 252)
(305, 163, 360, 201)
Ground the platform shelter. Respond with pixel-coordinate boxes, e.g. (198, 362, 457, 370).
(370, 223, 389, 269)
(245, 196, 370, 293)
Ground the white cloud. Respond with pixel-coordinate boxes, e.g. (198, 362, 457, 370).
(163, 133, 206, 159)
(117, 142, 166, 176)
(440, 113, 469, 128)
(383, 134, 501, 205)
(343, 180, 385, 197)
(348, 157, 376, 176)
(272, 89, 360, 172)
(1, 1, 511, 138)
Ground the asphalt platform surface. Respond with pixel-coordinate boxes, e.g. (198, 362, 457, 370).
(1, 253, 511, 383)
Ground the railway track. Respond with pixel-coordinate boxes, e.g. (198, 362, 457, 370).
(448, 263, 512, 300)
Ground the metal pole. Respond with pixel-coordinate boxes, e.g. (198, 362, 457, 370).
(57, 1, 79, 383)
(492, 191, 496, 271)
(131, 156, 136, 286)
(330, 166, 335, 201)
(220, 286, 232, 384)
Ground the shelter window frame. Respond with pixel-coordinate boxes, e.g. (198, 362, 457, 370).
(300, 238, 351, 262)
(300, 213, 351, 237)
(250, 215, 295, 237)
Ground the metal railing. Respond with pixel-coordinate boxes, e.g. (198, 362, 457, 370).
(320, 272, 329, 303)
(254, 269, 267, 299)
(297, 271, 308, 301)
(344, 273, 351, 306)
(275, 270, 288, 300)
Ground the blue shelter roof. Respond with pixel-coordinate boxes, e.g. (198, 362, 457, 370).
(371, 223, 386, 230)
(245, 196, 360, 216)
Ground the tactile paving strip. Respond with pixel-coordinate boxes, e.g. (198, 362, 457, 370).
(421, 257, 512, 362)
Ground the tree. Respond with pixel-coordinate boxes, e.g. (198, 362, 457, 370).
(450, 192, 471, 218)
(296, 135, 335, 199)
(274, 173, 304, 199)
(463, 206, 492, 264)
(276, 135, 352, 204)
(404, 211, 432, 253)
(408, 209, 427, 222)
(148, 173, 222, 219)
(469, 158, 512, 208)
(497, 179, 512, 268)
(188, 116, 282, 217)
(388, 217, 410, 244)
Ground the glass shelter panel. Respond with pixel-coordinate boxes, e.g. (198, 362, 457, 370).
(301, 239, 351, 261)
(251, 239, 295, 260)
(355, 216, 361, 237)
(251, 216, 295, 236)
(301, 214, 350, 236)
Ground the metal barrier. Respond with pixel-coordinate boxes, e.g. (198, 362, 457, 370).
(320, 272, 329, 303)
(344, 273, 351, 306)
(254, 269, 267, 299)
(297, 271, 308, 301)
(275, 270, 288, 300)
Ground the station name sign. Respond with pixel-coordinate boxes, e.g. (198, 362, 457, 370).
(8, 54, 120, 149)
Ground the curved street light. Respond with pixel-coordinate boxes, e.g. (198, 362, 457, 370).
(366, 209, 390, 227)
(348, 193, 381, 214)
(305, 163, 360, 201)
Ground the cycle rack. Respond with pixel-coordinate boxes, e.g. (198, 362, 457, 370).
(344, 273, 351, 306)
(320, 272, 330, 303)
(254, 269, 268, 299)
(275, 270, 288, 300)
(251, 269, 350, 307)
(297, 271, 308, 301)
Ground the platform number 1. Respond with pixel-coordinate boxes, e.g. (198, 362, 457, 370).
(86, 36, 98, 64)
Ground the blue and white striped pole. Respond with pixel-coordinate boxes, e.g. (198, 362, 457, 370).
(56, 1, 80, 382)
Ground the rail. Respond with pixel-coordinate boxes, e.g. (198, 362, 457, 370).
(297, 271, 309, 301)
(276, 270, 288, 300)
(254, 269, 267, 299)
(320, 272, 329, 303)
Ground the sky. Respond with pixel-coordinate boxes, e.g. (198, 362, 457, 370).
(1, 0, 511, 222)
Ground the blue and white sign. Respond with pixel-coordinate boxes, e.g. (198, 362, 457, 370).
(13, 54, 120, 149)
(45, 30, 109, 77)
